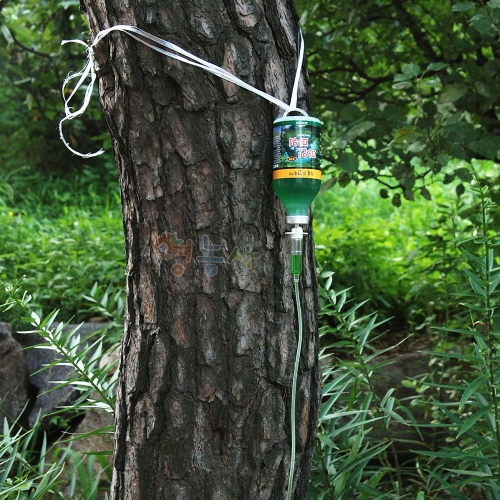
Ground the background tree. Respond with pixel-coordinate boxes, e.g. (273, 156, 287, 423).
(78, 1, 321, 498)
(4, 0, 500, 199)
(296, 0, 500, 206)
(0, 0, 109, 173)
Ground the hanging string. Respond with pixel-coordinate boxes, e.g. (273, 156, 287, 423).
(60, 24, 307, 157)
(284, 28, 306, 118)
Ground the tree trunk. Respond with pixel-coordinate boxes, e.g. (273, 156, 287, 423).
(81, 1, 321, 498)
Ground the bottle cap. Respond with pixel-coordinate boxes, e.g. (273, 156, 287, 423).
(286, 215, 309, 225)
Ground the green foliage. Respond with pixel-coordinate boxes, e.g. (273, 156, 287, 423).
(296, 0, 500, 202)
(3, 1, 500, 497)
(313, 179, 472, 329)
(0, 281, 117, 499)
(2, 279, 118, 418)
(313, 178, 500, 498)
(412, 177, 500, 498)
(403, 198, 470, 330)
(314, 182, 416, 318)
(0, 415, 111, 500)
(0, 0, 109, 174)
(0, 418, 66, 499)
(310, 273, 413, 498)
(0, 165, 125, 327)
(82, 282, 125, 345)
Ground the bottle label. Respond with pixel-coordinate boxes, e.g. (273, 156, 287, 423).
(273, 117, 322, 177)
(272, 168, 321, 180)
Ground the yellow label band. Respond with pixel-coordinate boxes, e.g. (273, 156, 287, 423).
(273, 168, 322, 180)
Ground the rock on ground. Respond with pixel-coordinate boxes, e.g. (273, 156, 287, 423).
(0, 322, 30, 424)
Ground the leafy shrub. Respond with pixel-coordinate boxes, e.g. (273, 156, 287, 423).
(312, 176, 500, 498)
(312, 174, 493, 332)
(0, 280, 118, 499)
(0, 166, 125, 326)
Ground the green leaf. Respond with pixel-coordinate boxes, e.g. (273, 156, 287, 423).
(391, 164, 411, 180)
(320, 177, 335, 193)
(335, 442, 392, 477)
(475, 80, 494, 98)
(340, 104, 363, 122)
(464, 268, 486, 295)
(323, 414, 379, 432)
(487, 0, 500, 7)
(402, 63, 421, 76)
(459, 375, 489, 408)
(418, 449, 493, 461)
(338, 172, 351, 187)
(468, 136, 500, 159)
(407, 140, 426, 153)
(337, 152, 359, 173)
(31, 311, 41, 325)
(443, 173, 455, 184)
(475, 393, 496, 431)
(345, 121, 375, 141)
(356, 479, 388, 498)
(445, 468, 495, 478)
(427, 470, 471, 500)
(397, 405, 424, 440)
(393, 127, 416, 143)
(452, 2, 476, 11)
(438, 83, 468, 103)
(427, 62, 449, 72)
(455, 167, 472, 181)
(470, 13, 494, 33)
(392, 81, 412, 90)
(394, 73, 413, 82)
(359, 170, 376, 180)
(437, 403, 489, 445)
(317, 433, 338, 450)
(381, 407, 408, 425)
(420, 187, 432, 200)
(437, 153, 449, 165)
(403, 188, 415, 201)
(0, 24, 14, 45)
(457, 406, 490, 438)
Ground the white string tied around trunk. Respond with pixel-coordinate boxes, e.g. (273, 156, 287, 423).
(60, 24, 306, 158)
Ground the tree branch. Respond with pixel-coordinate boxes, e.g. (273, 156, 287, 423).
(8, 26, 52, 59)
(316, 75, 394, 103)
(391, 0, 440, 63)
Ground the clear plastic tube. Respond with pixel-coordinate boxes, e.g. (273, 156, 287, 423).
(290, 227, 303, 276)
(287, 277, 302, 499)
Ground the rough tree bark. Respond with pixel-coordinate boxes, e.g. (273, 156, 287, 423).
(80, 1, 321, 498)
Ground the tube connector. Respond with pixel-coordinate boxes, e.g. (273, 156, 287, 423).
(286, 225, 307, 240)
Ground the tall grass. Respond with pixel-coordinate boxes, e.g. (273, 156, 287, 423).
(312, 174, 500, 498)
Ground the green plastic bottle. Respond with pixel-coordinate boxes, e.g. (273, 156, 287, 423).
(272, 115, 321, 223)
